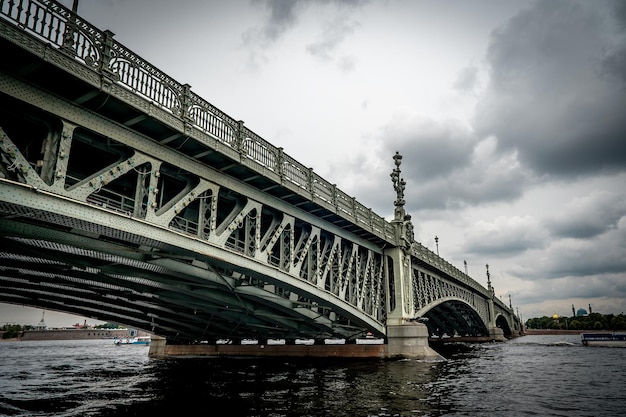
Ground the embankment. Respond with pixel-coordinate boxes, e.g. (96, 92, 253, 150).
(524, 329, 610, 335)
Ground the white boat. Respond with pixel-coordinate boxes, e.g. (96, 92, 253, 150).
(355, 337, 385, 345)
(113, 336, 151, 345)
(324, 338, 346, 345)
(581, 333, 626, 347)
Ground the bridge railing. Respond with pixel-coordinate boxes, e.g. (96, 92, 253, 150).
(0, 0, 397, 243)
(411, 242, 491, 299)
(411, 241, 516, 314)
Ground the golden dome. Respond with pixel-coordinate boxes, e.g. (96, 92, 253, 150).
(552, 313, 559, 319)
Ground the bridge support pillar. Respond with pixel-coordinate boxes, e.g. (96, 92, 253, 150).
(488, 326, 505, 342)
(148, 335, 167, 357)
(385, 323, 444, 360)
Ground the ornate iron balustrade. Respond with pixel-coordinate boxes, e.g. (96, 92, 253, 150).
(0, 0, 395, 242)
(410, 242, 511, 313)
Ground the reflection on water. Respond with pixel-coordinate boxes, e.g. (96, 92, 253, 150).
(1, 335, 625, 416)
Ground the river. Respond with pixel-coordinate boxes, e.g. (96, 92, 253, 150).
(0, 334, 624, 416)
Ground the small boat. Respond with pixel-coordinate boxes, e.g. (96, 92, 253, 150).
(113, 336, 151, 346)
(355, 337, 384, 345)
(581, 333, 626, 347)
(355, 332, 385, 345)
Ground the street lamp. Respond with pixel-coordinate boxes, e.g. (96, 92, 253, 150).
(435, 236, 439, 256)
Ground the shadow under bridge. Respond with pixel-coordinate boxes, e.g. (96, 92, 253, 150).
(0, 214, 387, 344)
(419, 299, 489, 339)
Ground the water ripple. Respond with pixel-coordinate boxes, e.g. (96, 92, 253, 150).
(1, 335, 625, 416)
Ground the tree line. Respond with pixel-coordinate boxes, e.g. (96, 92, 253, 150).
(525, 312, 626, 331)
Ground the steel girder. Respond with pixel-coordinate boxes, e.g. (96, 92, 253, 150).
(0, 83, 387, 342)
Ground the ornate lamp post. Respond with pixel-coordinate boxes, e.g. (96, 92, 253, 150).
(434, 236, 439, 256)
(390, 151, 406, 222)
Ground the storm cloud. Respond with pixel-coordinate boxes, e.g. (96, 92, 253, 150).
(475, 0, 626, 177)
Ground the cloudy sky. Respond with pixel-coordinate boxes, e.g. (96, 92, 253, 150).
(3, 0, 626, 328)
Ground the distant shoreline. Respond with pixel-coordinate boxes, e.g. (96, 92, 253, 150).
(524, 329, 613, 335)
(1, 328, 136, 341)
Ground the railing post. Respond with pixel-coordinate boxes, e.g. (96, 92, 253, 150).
(99, 29, 120, 90)
(60, 3, 78, 56)
(181, 83, 192, 121)
(307, 168, 314, 200)
(277, 147, 284, 179)
(236, 120, 246, 156)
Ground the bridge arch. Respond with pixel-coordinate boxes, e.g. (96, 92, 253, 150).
(415, 297, 488, 338)
(495, 313, 513, 338)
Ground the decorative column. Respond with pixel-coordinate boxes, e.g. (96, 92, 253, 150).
(385, 151, 412, 324)
(485, 264, 504, 341)
(384, 152, 442, 359)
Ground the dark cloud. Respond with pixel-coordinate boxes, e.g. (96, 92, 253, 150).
(249, 0, 368, 47)
(599, 44, 626, 88)
(515, 274, 626, 307)
(463, 215, 547, 256)
(381, 117, 474, 181)
(510, 216, 626, 280)
(474, 0, 626, 177)
(374, 118, 529, 210)
(251, 0, 303, 43)
(611, 0, 626, 29)
(545, 191, 626, 239)
(602, 1, 626, 85)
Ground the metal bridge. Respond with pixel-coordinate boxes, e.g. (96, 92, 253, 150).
(0, 0, 521, 352)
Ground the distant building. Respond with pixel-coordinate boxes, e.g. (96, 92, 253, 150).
(576, 308, 588, 317)
(34, 311, 47, 330)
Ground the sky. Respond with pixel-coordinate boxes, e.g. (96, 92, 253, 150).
(2, 0, 626, 328)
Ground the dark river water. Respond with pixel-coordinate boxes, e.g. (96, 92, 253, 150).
(1, 334, 624, 416)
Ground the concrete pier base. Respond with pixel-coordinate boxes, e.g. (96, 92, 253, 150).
(148, 334, 167, 356)
(385, 323, 444, 360)
(149, 342, 387, 358)
(489, 326, 505, 342)
(148, 325, 445, 360)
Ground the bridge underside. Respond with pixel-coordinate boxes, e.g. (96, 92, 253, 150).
(0, 195, 381, 344)
(496, 314, 513, 337)
(420, 300, 489, 339)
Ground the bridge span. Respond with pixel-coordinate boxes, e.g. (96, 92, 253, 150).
(0, 0, 521, 358)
